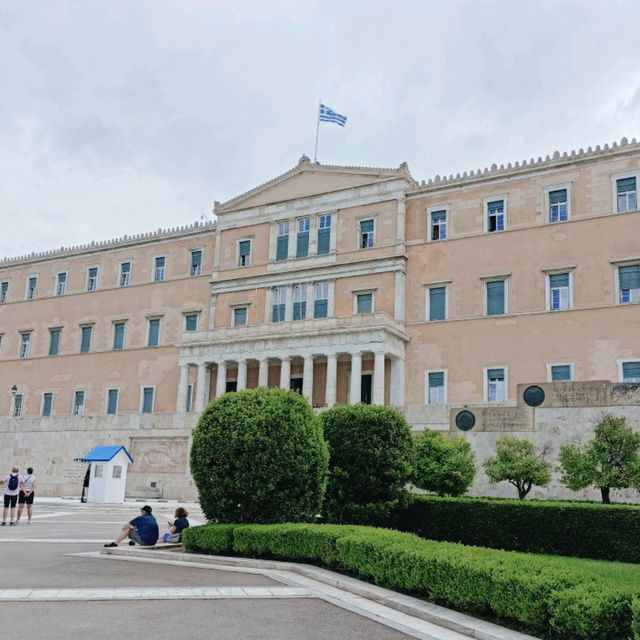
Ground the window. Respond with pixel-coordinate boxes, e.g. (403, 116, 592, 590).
(292, 284, 307, 320)
(184, 313, 198, 332)
(119, 262, 131, 287)
(106, 389, 119, 415)
(141, 387, 154, 413)
(13, 394, 23, 417)
(356, 292, 373, 314)
(622, 361, 640, 383)
(272, 287, 286, 323)
(42, 392, 53, 417)
(112, 465, 122, 479)
(154, 256, 166, 282)
(56, 272, 67, 295)
(428, 286, 446, 321)
(87, 266, 98, 292)
(486, 280, 506, 315)
(190, 250, 202, 276)
(430, 209, 447, 241)
(19, 332, 31, 358)
(486, 200, 505, 232)
(186, 384, 193, 412)
(232, 307, 248, 327)
(551, 364, 572, 381)
(619, 264, 640, 303)
(296, 218, 310, 258)
(49, 328, 61, 356)
(427, 371, 446, 405)
(276, 222, 289, 261)
(359, 219, 375, 249)
(238, 240, 251, 267)
(26, 276, 38, 300)
(548, 188, 569, 223)
(486, 368, 506, 403)
(617, 177, 637, 213)
(73, 390, 85, 416)
(314, 281, 329, 318)
(0, 281, 8, 303)
(317, 214, 332, 255)
(80, 325, 92, 353)
(113, 322, 126, 350)
(549, 273, 571, 310)
(94, 465, 103, 478)
(147, 318, 160, 347)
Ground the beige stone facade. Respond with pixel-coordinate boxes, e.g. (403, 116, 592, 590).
(1, 139, 639, 499)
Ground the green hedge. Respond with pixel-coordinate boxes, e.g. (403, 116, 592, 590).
(395, 495, 640, 562)
(182, 523, 638, 640)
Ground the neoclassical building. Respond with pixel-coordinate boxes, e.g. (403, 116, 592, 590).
(0, 137, 639, 498)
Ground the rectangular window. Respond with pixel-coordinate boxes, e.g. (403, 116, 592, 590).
(119, 262, 131, 287)
(619, 265, 640, 303)
(276, 222, 289, 261)
(80, 325, 92, 353)
(13, 394, 23, 417)
(549, 189, 568, 223)
(49, 328, 61, 356)
(147, 318, 161, 346)
(232, 307, 248, 327)
(190, 250, 202, 276)
(314, 281, 329, 318)
(238, 240, 251, 267)
(356, 292, 373, 314)
(106, 389, 119, 415)
(272, 287, 286, 323)
(94, 465, 103, 478)
(184, 314, 198, 332)
(73, 390, 85, 416)
(428, 286, 446, 321)
(154, 256, 166, 282)
(186, 384, 193, 412)
(617, 177, 637, 213)
(293, 284, 307, 320)
(549, 273, 570, 310)
(296, 218, 310, 258)
(56, 272, 67, 295)
(141, 387, 154, 413)
(487, 200, 505, 232)
(551, 364, 572, 381)
(430, 210, 447, 241)
(487, 368, 506, 403)
(317, 214, 331, 255)
(0, 281, 8, 304)
(622, 361, 640, 383)
(486, 280, 506, 316)
(113, 322, 126, 350)
(42, 392, 53, 417)
(427, 371, 445, 405)
(19, 332, 31, 358)
(359, 219, 375, 249)
(26, 276, 38, 300)
(87, 266, 98, 292)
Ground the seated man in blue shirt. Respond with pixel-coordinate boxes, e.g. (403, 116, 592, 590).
(104, 505, 159, 547)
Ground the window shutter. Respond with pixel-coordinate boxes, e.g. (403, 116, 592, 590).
(619, 265, 640, 290)
(148, 320, 159, 346)
(429, 287, 446, 320)
(107, 390, 118, 414)
(549, 273, 569, 288)
(81, 327, 92, 352)
(431, 210, 446, 221)
(551, 365, 571, 381)
(293, 302, 306, 321)
(428, 372, 444, 388)
(317, 227, 331, 254)
(623, 362, 640, 381)
(276, 235, 288, 260)
(360, 219, 374, 233)
(239, 240, 250, 256)
(296, 232, 309, 258)
(314, 299, 328, 318)
(488, 200, 503, 214)
(549, 189, 567, 204)
(487, 281, 505, 315)
(487, 368, 505, 381)
(617, 177, 637, 193)
(357, 294, 372, 314)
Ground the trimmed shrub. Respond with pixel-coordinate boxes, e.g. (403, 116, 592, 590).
(190, 388, 329, 523)
(320, 404, 413, 524)
(632, 598, 640, 639)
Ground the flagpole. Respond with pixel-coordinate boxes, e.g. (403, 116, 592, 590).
(313, 98, 321, 163)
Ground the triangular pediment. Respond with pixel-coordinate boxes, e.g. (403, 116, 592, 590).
(215, 156, 412, 213)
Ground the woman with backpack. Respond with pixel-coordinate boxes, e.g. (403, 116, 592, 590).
(1, 467, 23, 526)
(17, 467, 36, 524)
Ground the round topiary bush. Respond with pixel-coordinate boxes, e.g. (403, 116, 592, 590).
(190, 388, 329, 523)
(320, 404, 413, 524)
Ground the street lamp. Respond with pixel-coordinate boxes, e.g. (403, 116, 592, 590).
(11, 385, 17, 397)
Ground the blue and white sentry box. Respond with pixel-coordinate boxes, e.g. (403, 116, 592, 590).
(75, 445, 134, 504)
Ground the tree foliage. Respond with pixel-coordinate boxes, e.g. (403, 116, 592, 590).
(483, 436, 551, 499)
(559, 413, 640, 504)
(190, 388, 329, 523)
(413, 430, 476, 496)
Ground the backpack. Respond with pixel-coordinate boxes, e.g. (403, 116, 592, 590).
(8, 474, 18, 491)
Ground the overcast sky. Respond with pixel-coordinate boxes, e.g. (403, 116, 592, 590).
(1, 0, 639, 259)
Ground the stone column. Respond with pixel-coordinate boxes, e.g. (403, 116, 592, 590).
(237, 360, 248, 391)
(373, 352, 386, 405)
(280, 357, 291, 389)
(303, 355, 314, 402)
(325, 353, 337, 408)
(349, 352, 362, 405)
(195, 363, 209, 412)
(390, 356, 405, 407)
(258, 358, 269, 387)
(176, 363, 190, 413)
(215, 361, 227, 398)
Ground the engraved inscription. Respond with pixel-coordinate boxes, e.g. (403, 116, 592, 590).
(129, 438, 188, 474)
(551, 381, 610, 408)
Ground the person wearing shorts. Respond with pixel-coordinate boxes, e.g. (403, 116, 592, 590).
(1, 467, 24, 526)
(17, 467, 36, 524)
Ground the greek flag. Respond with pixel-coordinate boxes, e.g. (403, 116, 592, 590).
(319, 103, 347, 127)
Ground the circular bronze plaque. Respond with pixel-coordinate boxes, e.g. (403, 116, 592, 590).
(523, 385, 545, 407)
(455, 410, 476, 431)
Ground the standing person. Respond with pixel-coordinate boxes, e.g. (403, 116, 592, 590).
(104, 505, 159, 547)
(16, 467, 36, 524)
(1, 467, 23, 526)
(162, 507, 190, 543)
